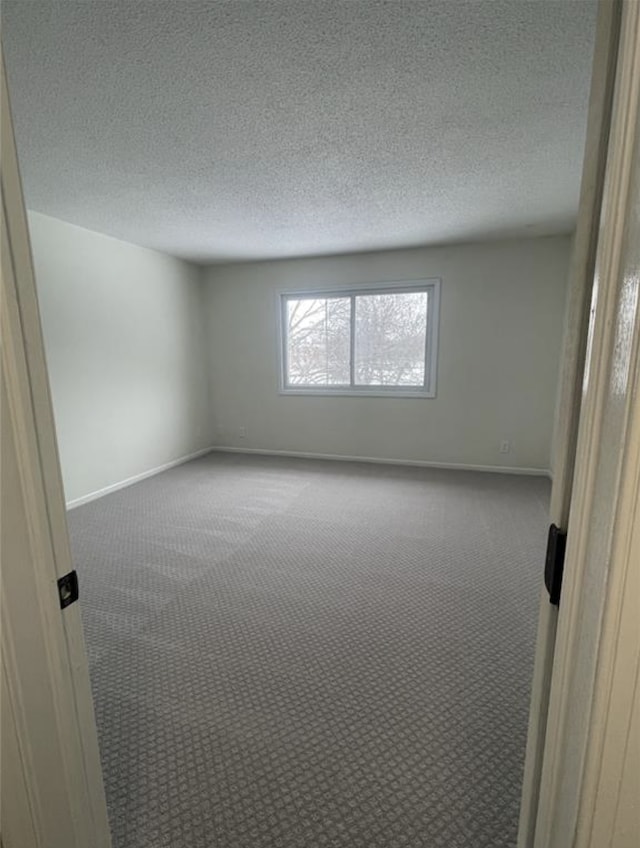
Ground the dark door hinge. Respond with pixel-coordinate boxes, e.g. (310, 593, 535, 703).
(57, 570, 79, 610)
(544, 524, 567, 606)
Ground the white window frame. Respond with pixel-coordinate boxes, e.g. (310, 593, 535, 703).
(277, 279, 440, 398)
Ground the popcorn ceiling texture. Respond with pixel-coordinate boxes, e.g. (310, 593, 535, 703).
(3, 0, 596, 262)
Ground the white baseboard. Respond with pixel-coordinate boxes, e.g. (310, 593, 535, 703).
(66, 447, 214, 509)
(67, 445, 550, 510)
(210, 446, 552, 477)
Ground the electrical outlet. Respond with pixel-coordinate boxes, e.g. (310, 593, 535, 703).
(499, 440, 511, 454)
(238, 426, 247, 439)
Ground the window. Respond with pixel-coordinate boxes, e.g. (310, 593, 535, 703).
(279, 280, 439, 397)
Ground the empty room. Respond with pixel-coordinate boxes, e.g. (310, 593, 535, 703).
(2, 1, 605, 847)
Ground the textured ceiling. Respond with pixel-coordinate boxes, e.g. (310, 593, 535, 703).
(3, 1, 597, 263)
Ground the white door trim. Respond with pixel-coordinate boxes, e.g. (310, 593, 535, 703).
(517, 2, 622, 843)
(533, 1, 640, 844)
(1, 51, 111, 848)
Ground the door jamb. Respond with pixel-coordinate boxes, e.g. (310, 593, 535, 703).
(517, 2, 622, 843)
(1, 50, 112, 848)
(532, 2, 640, 844)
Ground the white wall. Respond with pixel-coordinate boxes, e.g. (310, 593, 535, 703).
(28, 212, 212, 504)
(203, 236, 571, 471)
(30, 218, 570, 495)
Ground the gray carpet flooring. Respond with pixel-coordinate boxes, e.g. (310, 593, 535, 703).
(68, 452, 550, 848)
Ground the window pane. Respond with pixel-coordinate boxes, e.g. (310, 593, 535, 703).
(285, 297, 351, 386)
(354, 292, 428, 386)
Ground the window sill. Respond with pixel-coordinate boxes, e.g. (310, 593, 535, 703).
(279, 388, 436, 399)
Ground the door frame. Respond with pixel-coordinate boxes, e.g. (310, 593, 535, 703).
(534, 0, 640, 848)
(517, 1, 622, 843)
(1, 52, 111, 847)
(525, 1, 640, 845)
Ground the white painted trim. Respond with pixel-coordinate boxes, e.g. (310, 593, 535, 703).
(66, 447, 214, 509)
(276, 277, 442, 297)
(210, 446, 550, 476)
(2, 50, 111, 847)
(277, 388, 436, 398)
(276, 279, 441, 398)
(533, 1, 640, 844)
(518, 3, 622, 843)
(66, 444, 551, 513)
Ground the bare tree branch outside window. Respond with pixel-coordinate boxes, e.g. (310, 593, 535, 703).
(283, 286, 435, 392)
(354, 292, 427, 386)
(286, 297, 350, 385)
